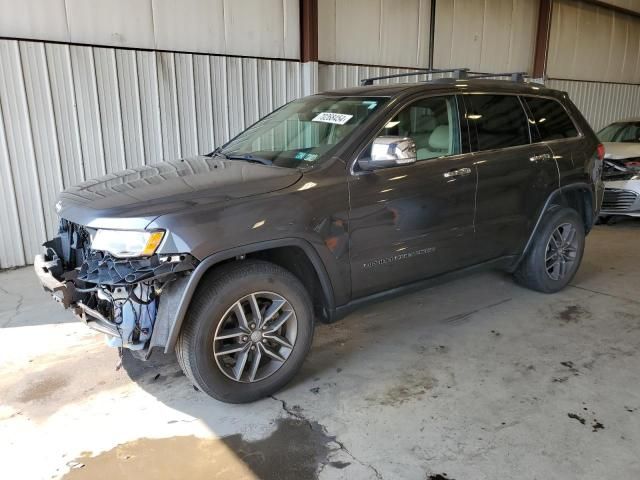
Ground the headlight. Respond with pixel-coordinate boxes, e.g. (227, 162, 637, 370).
(91, 230, 165, 258)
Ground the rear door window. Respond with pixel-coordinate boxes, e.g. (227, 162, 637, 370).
(464, 95, 530, 151)
(523, 97, 579, 141)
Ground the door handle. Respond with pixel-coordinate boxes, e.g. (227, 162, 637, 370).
(529, 153, 552, 162)
(443, 167, 472, 178)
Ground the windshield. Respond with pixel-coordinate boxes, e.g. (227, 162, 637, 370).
(598, 122, 640, 143)
(217, 96, 388, 168)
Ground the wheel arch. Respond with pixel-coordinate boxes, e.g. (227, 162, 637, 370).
(513, 183, 594, 271)
(162, 238, 335, 353)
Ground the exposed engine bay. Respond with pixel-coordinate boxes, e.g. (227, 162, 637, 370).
(602, 158, 640, 180)
(36, 219, 196, 357)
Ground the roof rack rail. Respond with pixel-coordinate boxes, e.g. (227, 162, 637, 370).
(360, 68, 469, 86)
(360, 68, 528, 86)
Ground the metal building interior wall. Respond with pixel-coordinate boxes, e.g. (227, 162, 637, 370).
(0, 39, 314, 268)
(1, 0, 640, 269)
(547, 0, 640, 83)
(0, 0, 301, 59)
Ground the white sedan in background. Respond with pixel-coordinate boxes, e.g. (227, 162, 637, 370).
(597, 119, 640, 220)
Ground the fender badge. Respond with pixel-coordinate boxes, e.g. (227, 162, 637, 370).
(55, 201, 62, 213)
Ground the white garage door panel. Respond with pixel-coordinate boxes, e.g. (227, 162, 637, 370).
(600, 0, 640, 14)
(66, 0, 156, 50)
(434, 0, 539, 73)
(0, 0, 300, 60)
(0, 0, 69, 43)
(548, 0, 640, 83)
(152, 0, 226, 55)
(319, 0, 431, 68)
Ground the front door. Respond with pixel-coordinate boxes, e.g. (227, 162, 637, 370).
(348, 95, 477, 299)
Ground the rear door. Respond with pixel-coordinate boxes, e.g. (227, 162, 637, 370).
(463, 94, 559, 261)
(520, 95, 583, 186)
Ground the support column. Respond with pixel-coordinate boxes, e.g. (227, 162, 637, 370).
(300, 0, 318, 95)
(532, 0, 553, 79)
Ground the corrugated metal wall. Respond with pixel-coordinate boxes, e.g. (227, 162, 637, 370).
(0, 38, 312, 269)
(318, 64, 432, 90)
(548, 79, 640, 131)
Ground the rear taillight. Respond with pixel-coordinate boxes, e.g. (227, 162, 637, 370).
(597, 144, 605, 162)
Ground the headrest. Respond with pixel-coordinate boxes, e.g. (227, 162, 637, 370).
(428, 125, 449, 151)
(414, 114, 437, 133)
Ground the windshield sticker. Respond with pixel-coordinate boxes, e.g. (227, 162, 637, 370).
(312, 112, 353, 125)
(295, 152, 319, 162)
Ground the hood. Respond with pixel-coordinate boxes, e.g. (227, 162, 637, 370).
(602, 142, 640, 160)
(56, 156, 302, 229)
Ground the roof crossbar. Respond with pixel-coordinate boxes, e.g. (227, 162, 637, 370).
(360, 68, 469, 86)
(360, 68, 528, 85)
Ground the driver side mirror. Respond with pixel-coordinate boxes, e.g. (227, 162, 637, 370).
(358, 136, 417, 170)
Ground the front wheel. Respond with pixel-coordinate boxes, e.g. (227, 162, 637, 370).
(514, 207, 585, 293)
(176, 260, 314, 403)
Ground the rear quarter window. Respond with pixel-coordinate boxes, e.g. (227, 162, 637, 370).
(523, 97, 579, 141)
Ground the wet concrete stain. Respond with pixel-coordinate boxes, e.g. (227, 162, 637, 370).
(558, 305, 589, 323)
(560, 361, 580, 376)
(16, 373, 69, 403)
(427, 474, 454, 480)
(568, 413, 586, 425)
(592, 421, 605, 432)
(370, 372, 438, 406)
(62, 417, 334, 480)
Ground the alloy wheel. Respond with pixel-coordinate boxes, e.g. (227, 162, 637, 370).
(545, 222, 579, 281)
(213, 292, 297, 383)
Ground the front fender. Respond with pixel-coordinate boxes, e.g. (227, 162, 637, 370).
(160, 237, 336, 353)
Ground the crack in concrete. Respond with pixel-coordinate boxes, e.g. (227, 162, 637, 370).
(270, 395, 383, 479)
(441, 298, 512, 324)
(1, 293, 24, 328)
(569, 284, 640, 306)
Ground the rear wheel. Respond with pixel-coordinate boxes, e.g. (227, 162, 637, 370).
(514, 207, 585, 293)
(176, 260, 314, 403)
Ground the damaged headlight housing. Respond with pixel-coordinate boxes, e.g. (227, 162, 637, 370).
(91, 229, 165, 258)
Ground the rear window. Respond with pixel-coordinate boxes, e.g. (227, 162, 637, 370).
(598, 122, 640, 143)
(523, 97, 578, 141)
(465, 95, 530, 151)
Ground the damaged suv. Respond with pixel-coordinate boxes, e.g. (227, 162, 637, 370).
(35, 71, 603, 403)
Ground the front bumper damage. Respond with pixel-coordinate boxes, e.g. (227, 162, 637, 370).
(34, 220, 197, 358)
(601, 159, 640, 216)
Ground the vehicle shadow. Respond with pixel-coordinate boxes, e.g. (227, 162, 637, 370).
(119, 269, 515, 479)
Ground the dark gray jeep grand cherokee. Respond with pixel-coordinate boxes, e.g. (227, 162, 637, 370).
(35, 75, 604, 403)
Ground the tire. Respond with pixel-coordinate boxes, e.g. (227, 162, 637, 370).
(176, 260, 314, 403)
(514, 207, 585, 293)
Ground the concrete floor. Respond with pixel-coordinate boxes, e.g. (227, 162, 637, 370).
(1, 220, 639, 480)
